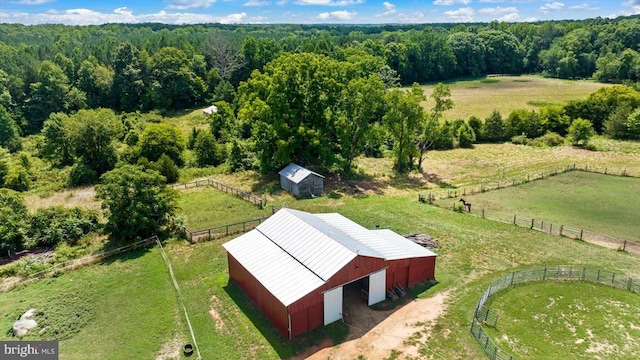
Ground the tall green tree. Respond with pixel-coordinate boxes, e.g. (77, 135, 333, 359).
(95, 165, 178, 241)
(112, 42, 145, 112)
(25, 61, 70, 133)
(151, 47, 206, 109)
(417, 83, 452, 169)
(0, 105, 20, 151)
(70, 109, 122, 176)
(337, 75, 386, 172)
(383, 83, 424, 173)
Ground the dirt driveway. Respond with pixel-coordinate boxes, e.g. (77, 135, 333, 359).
(293, 289, 450, 360)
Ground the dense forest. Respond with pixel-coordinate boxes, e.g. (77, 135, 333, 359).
(1, 16, 640, 186)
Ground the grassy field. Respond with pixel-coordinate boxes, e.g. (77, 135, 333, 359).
(486, 281, 640, 359)
(420, 75, 610, 120)
(433, 171, 640, 241)
(2, 186, 640, 359)
(177, 185, 272, 230)
(0, 247, 184, 360)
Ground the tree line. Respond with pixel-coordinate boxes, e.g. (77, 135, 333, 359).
(1, 17, 640, 247)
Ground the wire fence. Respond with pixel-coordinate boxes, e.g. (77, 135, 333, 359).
(431, 204, 640, 255)
(419, 164, 639, 202)
(471, 266, 640, 360)
(1, 236, 158, 292)
(170, 178, 265, 208)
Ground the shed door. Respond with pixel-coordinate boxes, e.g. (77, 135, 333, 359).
(368, 269, 386, 306)
(324, 287, 343, 325)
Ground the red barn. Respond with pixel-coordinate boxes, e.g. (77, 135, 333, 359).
(222, 208, 437, 339)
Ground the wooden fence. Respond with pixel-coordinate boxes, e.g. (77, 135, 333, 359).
(184, 217, 270, 243)
(1, 236, 158, 292)
(170, 178, 265, 208)
(471, 266, 640, 360)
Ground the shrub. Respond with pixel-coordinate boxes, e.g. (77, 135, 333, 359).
(25, 206, 100, 248)
(511, 133, 529, 145)
(69, 162, 97, 187)
(568, 118, 595, 147)
(533, 132, 565, 147)
(4, 165, 30, 191)
(152, 154, 180, 184)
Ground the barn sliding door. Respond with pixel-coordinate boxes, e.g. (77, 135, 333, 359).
(324, 287, 343, 325)
(368, 269, 386, 306)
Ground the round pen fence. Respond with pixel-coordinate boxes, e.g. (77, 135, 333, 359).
(471, 266, 640, 360)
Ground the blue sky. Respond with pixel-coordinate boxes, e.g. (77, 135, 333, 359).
(1, 1, 638, 25)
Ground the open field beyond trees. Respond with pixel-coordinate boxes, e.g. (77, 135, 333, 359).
(420, 76, 610, 120)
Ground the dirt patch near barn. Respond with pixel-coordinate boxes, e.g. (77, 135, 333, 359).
(295, 291, 449, 360)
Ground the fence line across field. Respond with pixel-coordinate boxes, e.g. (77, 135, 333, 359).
(1, 236, 158, 292)
(471, 266, 640, 360)
(184, 216, 271, 243)
(419, 163, 639, 203)
(170, 178, 265, 209)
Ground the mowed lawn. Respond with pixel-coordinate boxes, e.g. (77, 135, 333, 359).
(486, 281, 640, 359)
(434, 171, 640, 241)
(420, 75, 609, 120)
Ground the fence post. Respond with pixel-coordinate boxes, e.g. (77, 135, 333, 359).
(549, 223, 553, 234)
(511, 271, 515, 285)
(628, 277, 633, 291)
(612, 272, 616, 284)
(580, 229, 583, 241)
(513, 215, 516, 225)
(482, 209, 485, 219)
(531, 218, 534, 229)
(597, 269, 600, 281)
(560, 225, 563, 236)
(623, 240, 627, 252)
(226, 225, 229, 236)
(541, 220, 544, 230)
(543, 267, 547, 280)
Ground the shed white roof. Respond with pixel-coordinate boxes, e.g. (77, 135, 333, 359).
(202, 105, 218, 115)
(222, 208, 436, 306)
(278, 163, 324, 184)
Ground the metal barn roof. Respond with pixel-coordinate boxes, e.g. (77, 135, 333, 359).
(223, 208, 437, 307)
(278, 163, 325, 184)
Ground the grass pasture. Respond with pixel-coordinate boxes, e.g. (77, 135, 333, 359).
(486, 281, 640, 359)
(0, 247, 184, 360)
(177, 185, 272, 230)
(420, 75, 609, 120)
(434, 171, 640, 241)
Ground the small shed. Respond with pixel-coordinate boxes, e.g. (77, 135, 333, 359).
(223, 208, 437, 339)
(278, 163, 324, 198)
(202, 105, 218, 115)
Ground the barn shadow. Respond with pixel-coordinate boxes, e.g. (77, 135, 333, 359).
(223, 278, 438, 359)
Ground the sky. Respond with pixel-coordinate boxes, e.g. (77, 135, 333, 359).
(0, 1, 639, 25)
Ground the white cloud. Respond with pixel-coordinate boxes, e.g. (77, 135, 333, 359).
(397, 11, 425, 23)
(444, 7, 475, 22)
(478, 6, 518, 15)
(434, 0, 471, 5)
(297, 0, 364, 5)
(375, 2, 396, 18)
(316, 10, 357, 21)
(166, 0, 217, 10)
(569, 4, 599, 11)
(540, 2, 564, 13)
(244, 0, 270, 5)
(498, 12, 519, 21)
(0, 7, 265, 25)
(11, 0, 55, 4)
(219, 12, 247, 23)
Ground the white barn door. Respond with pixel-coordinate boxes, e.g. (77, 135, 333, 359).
(368, 269, 386, 306)
(324, 287, 343, 325)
